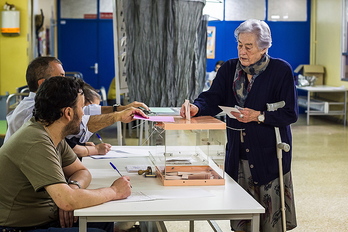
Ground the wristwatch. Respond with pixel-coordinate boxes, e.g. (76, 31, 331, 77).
(257, 111, 265, 123)
(68, 180, 81, 189)
(113, 103, 120, 112)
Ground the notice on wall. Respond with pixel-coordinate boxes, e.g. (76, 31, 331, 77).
(207, 26, 216, 59)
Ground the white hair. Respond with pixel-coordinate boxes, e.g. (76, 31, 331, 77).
(234, 19, 272, 50)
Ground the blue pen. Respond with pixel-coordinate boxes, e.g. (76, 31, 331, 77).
(109, 162, 132, 188)
(96, 133, 104, 143)
(109, 162, 123, 176)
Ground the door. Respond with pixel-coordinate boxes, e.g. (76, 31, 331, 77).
(57, 0, 114, 91)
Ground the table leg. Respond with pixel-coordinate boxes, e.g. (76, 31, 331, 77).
(144, 120, 149, 145)
(344, 91, 347, 126)
(139, 121, 143, 145)
(188, 220, 194, 232)
(251, 214, 260, 232)
(79, 216, 87, 232)
(155, 221, 167, 232)
(307, 91, 310, 125)
(207, 220, 224, 232)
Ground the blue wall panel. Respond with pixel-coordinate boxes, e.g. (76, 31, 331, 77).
(206, 20, 310, 73)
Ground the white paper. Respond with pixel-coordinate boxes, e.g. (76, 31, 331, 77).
(184, 99, 190, 121)
(113, 188, 214, 203)
(90, 146, 153, 159)
(218, 106, 241, 119)
(126, 165, 150, 172)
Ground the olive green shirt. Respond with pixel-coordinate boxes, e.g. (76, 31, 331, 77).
(0, 118, 77, 227)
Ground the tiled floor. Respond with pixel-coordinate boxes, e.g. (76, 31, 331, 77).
(92, 114, 348, 232)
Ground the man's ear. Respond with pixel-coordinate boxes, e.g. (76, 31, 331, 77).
(63, 107, 73, 121)
(37, 78, 45, 87)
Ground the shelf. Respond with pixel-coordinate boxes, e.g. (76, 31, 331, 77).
(296, 86, 347, 126)
(306, 111, 345, 115)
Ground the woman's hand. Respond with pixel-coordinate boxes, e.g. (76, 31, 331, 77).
(180, 103, 199, 118)
(231, 107, 261, 123)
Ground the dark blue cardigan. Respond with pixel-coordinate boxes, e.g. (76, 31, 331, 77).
(193, 57, 298, 185)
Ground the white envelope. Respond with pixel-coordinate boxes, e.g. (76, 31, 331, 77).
(218, 105, 241, 119)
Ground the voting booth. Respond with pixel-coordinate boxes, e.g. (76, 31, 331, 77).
(149, 116, 226, 186)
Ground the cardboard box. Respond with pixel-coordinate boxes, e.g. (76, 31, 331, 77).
(295, 65, 325, 85)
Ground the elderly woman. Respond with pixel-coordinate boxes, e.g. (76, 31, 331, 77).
(181, 19, 297, 232)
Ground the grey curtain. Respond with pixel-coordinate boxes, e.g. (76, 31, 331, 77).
(123, 0, 207, 107)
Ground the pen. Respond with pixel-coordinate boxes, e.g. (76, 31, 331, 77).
(109, 162, 132, 188)
(96, 133, 104, 143)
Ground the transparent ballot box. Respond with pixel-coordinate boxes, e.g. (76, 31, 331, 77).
(149, 116, 226, 186)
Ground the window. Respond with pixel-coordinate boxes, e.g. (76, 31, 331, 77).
(225, 0, 265, 21)
(203, 0, 224, 21)
(60, 0, 97, 19)
(268, 0, 307, 21)
(203, 0, 307, 21)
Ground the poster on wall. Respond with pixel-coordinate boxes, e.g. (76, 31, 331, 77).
(207, 26, 216, 59)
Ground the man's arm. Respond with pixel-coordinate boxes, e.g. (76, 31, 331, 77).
(87, 107, 148, 133)
(100, 101, 149, 114)
(63, 158, 92, 189)
(100, 106, 113, 114)
(45, 177, 131, 211)
(116, 101, 149, 111)
(45, 158, 131, 211)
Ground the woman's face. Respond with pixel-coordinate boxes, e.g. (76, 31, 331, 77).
(237, 32, 266, 67)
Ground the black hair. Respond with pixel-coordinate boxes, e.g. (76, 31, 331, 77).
(26, 56, 63, 92)
(34, 76, 85, 126)
(215, 60, 225, 66)
(83, 83, 101, 104)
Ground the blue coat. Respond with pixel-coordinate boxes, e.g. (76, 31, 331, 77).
(193, 58, 298, 185)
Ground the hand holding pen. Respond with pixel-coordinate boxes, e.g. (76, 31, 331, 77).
(93, 133, 111, 155)
(110, 162, 132, 188)
(96, 133, 104, 143)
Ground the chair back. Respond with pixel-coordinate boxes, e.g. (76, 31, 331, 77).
(6, 92, 29, 115)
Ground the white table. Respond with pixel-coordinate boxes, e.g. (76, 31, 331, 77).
(75, 147, 264, 232)
(297, 85, 347, 126)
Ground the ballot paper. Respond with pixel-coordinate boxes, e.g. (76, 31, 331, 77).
(112, 188, 214, 203)
(218, 105, 241, 119)
(90, 146, 152, 159)
(133, 114, 175, 122)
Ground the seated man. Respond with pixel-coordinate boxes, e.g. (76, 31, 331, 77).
(67, 84, 112, 158)
(4, 56, 149, 143)
(0, 76, 144, 231)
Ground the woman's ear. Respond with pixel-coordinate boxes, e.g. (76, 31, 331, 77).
(262, 48, 268, 55)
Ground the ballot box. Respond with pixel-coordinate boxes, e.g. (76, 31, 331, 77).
(149, 116, 226, 186)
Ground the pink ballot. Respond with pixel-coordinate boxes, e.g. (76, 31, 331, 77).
(133, 114, 175, 122)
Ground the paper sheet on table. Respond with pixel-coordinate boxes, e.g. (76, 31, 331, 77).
(133, 114, 175, 122)
(114, 188, 214, 203)
(90, 146, 151, 159)
(149, 107, 181, 116)
(218, 106, 241, 119)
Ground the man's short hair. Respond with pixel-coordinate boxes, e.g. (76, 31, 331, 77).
(34, 76, 85, 126)
(26, 57, 63, 92)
